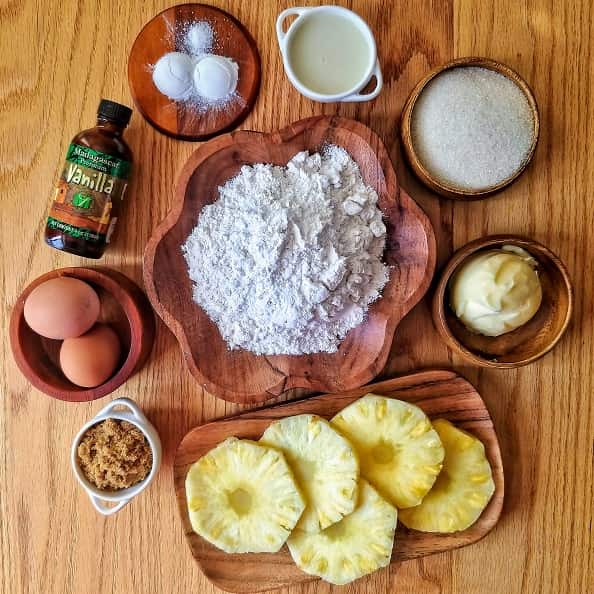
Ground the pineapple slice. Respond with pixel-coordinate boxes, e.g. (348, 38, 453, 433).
(331, 395, 444, 508)
(260, 414, 358, 532)
(185, 437, 305, 553)
(399, 419, 495, 533)
(287, 479, 397, 585)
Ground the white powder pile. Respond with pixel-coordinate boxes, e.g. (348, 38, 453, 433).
(182, 146, 389, 355)
(151, 19, 240, 109)
(184, 21, 214, 56)
(411, 66, 534, 191)
(152, 52, 195, 100)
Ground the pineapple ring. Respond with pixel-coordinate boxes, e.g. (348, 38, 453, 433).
(399, 419, 495, 533)
(185, 437, 305, 553)
(287, 479, 397, 585)
(331, 395, 444, 508)
(260, 414, 359, 533)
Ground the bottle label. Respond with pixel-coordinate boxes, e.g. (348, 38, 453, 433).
(47, 144, 131, 244)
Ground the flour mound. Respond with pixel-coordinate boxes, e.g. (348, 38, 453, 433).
(182, 146, 389, 355)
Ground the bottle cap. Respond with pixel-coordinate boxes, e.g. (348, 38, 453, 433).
(97, 99, 133, 127)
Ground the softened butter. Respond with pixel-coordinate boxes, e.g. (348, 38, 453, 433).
(449, 245, 542, 337)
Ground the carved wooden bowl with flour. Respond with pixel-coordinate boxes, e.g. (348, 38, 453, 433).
(143, 116, 436, 404)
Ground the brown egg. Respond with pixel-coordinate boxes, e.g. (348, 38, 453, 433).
(24, 277, 100, 339)
(60, 324, 121, 388)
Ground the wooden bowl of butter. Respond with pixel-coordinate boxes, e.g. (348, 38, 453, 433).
(432, 235, 572, 367)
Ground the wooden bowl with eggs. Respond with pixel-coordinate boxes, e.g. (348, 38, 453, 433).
(432, 235, 572, 367)
(10, 267, 155, 402)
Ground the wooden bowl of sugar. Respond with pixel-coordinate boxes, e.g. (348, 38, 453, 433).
(401, 57, 539, 200)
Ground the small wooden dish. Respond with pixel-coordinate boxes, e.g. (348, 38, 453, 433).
(144, 116, 436, 404)
(174, 369, 504, 593)
(10, 267, 156, 402)
(128, 3, 261, 141)
(401, 57, 540, 200)
(432, 236, 572, 368)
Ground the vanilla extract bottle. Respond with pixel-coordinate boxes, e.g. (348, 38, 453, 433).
(45, 99, 133, 258)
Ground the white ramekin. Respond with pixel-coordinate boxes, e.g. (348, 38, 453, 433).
(71, 397, 162, 516)
(276, 5, 383, 103)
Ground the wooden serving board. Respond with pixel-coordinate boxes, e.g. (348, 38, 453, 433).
(144, 116, 436, 403)
(174, 369, 504, 593)
(128, 4, 261, 140)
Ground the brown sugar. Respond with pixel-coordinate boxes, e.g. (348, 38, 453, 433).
(77, 418, 152, 490)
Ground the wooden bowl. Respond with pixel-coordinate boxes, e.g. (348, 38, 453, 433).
(144, 116, 436, 404)
(10, 267, 156, 402)
(174, 370, 504, 593)
(401, 57, 540, 200)
(432, 236, 572, 367)
(128, 3, 261, 141)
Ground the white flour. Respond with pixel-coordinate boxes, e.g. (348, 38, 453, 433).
(182, 146, 389, 355)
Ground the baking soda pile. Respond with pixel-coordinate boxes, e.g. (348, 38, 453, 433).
(152, 20, 239, 108)
(182, 146, 389, 355)
(411, 66, 534, 191)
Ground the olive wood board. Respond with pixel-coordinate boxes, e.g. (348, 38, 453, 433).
(144, 116, 436, 404)
(173, 369, 504, 593)
(128, 3, 261, 140)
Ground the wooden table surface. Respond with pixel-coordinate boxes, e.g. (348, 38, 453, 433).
(1, 1, 592, 593)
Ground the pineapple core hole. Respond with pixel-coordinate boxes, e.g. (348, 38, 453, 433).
(297, 459, 318, 484)
(228, 488, 252, 516)
(371, 441, 395, 464)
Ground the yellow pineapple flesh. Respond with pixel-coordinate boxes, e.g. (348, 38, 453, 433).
(185, 437, 305, 553)
(399, 419, 495, 533)
(331, 394, 444, 508)
(260, 414, 358, 532)
(287, 479, 397, 585)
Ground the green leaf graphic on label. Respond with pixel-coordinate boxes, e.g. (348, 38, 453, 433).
(72, 192, 94, 209)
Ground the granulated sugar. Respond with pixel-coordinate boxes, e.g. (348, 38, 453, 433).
(182, 146, 389, 355)
(411, 66, 534, 191)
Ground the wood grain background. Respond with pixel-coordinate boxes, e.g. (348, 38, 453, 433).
(0, 1, 592, 593)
